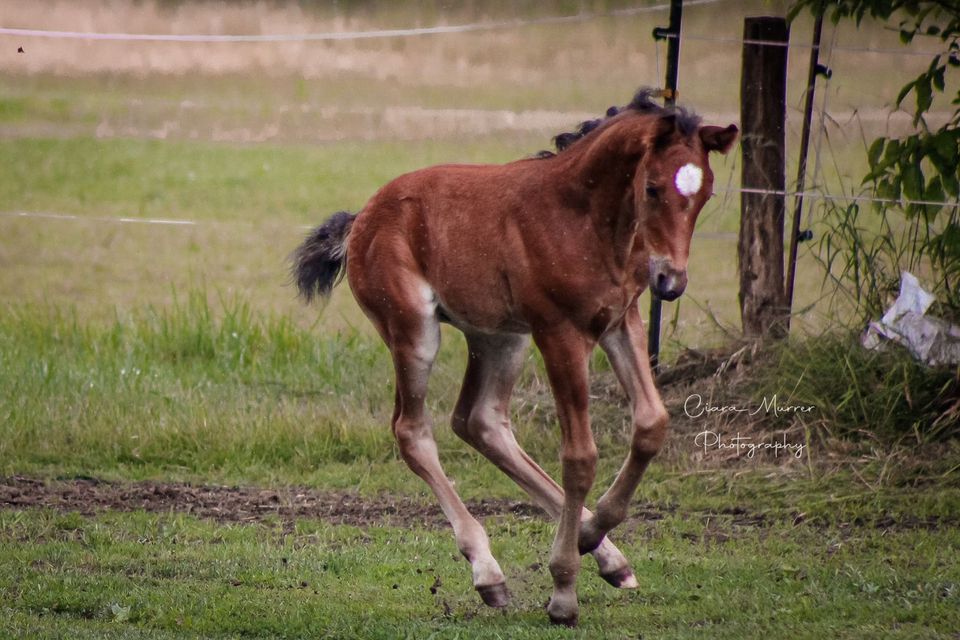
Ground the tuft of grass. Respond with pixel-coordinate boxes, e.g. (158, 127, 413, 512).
(817, 197, 960, 324)
(0, 292, 403, 481)
(748, 332, 960, 446)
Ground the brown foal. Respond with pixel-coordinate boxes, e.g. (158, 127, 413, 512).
(292, 89, 737, 626)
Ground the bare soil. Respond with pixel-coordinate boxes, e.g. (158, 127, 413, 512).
(0, 476, 544, 529)
(1, 476, 952, 533)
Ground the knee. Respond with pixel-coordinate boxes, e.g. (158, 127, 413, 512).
(393, 415, 430, 451)
(451, 407, 485, 445)
(561, 443, 598, 471)
(560, 443, 598, 496)
(392, 416, 436, 476)
(453, 407, 507, 451)
(631, 408, 669, 459)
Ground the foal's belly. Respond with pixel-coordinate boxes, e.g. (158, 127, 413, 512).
(437, 304, 532, 335)
(431, 285, 532, 335)
(431, 274, 639, 339)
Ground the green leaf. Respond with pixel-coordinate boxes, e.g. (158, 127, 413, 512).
(882, 139, 903, 163)
(933, 222, 960, 261)
(877, 178, 896, 204)
(932, 130, 958, 166)
(933, 66, 946, 92)
(876, 174, 903, 204)
(892, 175, 902, 201)
(928, 131, 960, 187)
(867, 137, 885, 170)
(902, 161, 924, 202)
(942, 171, 959, 198)
(926, 175, 945, 202)
(915, 79, 933, 122)
(896, 80, 916, 107)
(924, 175, 946, 218)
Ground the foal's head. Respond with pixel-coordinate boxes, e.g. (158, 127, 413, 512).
(631, 112, 738, 300)
(550, 90, 738, 300)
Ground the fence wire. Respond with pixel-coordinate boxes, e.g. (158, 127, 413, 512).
(2, 2, 956, 222)
(0, 0, 723, 43)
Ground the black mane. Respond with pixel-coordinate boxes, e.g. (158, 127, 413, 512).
(538, 87, 702, 157)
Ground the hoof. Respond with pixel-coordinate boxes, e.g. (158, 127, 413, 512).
(546, 596, 579, 627)
(476, 582, 510, 608)
(547, 609, 579, 627)
(600, 566, 639, 589)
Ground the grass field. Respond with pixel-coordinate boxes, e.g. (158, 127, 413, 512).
(3, 489, 958, 639)
(2, 1, 959, 637)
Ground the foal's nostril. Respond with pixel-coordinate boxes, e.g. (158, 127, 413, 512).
(651, 268, 686, 301)
(658, 287, 682, 301)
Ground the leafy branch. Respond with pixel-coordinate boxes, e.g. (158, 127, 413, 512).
(791, 0, 960, 314)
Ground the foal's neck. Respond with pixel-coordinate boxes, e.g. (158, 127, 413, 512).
(552, 124, 647, 275)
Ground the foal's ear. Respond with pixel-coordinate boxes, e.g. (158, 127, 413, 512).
(700, 124, 739, 154)
(651, 113, 678, 146)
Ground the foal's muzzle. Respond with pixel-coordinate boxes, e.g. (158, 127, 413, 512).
(649, 260, 688, 301)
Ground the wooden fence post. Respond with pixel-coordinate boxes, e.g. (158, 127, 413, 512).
(739, 16, 789, 338)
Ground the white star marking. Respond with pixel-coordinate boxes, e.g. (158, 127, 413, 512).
(674, 163, 703, 197)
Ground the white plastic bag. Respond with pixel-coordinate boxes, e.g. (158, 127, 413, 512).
(861, 272, 960, 366)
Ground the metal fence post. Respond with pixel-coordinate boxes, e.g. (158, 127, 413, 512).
(649, 0, 683, 372)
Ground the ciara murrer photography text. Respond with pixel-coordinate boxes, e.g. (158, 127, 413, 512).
(684, 393, 813, 458)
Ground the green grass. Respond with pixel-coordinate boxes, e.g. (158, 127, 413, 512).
(748, 334, 960, 445)
(1, 504, 957, 639)
(0, 136, 543, 223)
(0, 291, 561, 493)
(0, 293, 402, 486)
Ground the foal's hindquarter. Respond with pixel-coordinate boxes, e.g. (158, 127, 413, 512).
(300, 106, 738, 626)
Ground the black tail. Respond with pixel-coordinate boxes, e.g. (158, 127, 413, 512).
(290, 211, 356, 303)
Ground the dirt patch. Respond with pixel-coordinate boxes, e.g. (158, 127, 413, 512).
(0, 476, 546, 529)
(2, 476, 953, 533)
(0, 476, 761, 532)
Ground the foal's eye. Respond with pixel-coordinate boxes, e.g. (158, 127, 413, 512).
(645, 185, 660, 199)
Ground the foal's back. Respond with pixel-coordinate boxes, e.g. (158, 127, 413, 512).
(345, 156, 588, 335)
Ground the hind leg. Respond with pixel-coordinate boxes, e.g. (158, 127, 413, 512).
(362, 284, 509, 607)
(452, 332, 637, 589)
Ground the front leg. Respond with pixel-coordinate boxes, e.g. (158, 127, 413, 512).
(579, 303, 668, 554)
(533, 327, 597, 627)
